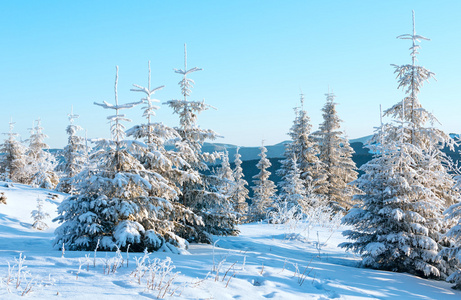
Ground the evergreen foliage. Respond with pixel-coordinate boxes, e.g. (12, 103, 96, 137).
(56, 107, 88, 194)
(279, 155, 309, 213)
(31, 197, 50, 230)
(127, 61, 208, 245)
(26, 119, 59, 189)
(278, 94, 326, 197)
(251, 144, 277, 221)
(313, 93, 359, 211)
(54, 67, 194, 252)
(230, 147, 249, 221)
(0, 119, 27, 183)
(165, 45, 238, 239)
(341, 12, 456, 279)
(441, 198, 461, 289)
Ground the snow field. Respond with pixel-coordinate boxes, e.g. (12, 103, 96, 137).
(1, 184, 460, 299)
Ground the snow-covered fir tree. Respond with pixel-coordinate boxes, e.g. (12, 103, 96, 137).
(251, 143, 277, 221)
(278, 154, 309, 213)
(215, 150, 235, 197)
(0, 118, 27, 183)
(165, 45, 237, 239)
(441, 195, 461, 289)
(312, 92, 358, 212)
(26, 119, 59, 189)
(278, 93, 326, 197)
(127, 61, 206, 246)
(56, 107, 88, 194)
(341, 12, 456, 279)
(31, 197, 50, 230)
(230, 147, 249, 221)
(54, 67, 193, 252)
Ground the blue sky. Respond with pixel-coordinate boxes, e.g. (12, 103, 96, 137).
(0, 0, 460, 148)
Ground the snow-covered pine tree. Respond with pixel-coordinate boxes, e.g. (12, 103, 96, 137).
(230, 147, 249, 221)
(278, 93, 326, 197)
(279, 154, 309, 213)
(0, 118, 27, 183)
(215, 150, 235, 197)
(251, 142, 277, 221)
(441, 196, 461, 289)
(312, 92, 358, 212)
(56, 107, 88, 194)
(31, 197, 50, 230)
(341, 11, 456, 279)
(26, 119, 59, 189)
(55, 67, 191, 252)
(165, 45, 237, 239)
(127, 61, 205, 246)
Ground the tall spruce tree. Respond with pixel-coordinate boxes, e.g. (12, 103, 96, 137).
(165, 45, 237, 239)
(251, 143, 277, 221)
(341, 11, 456, 279)
(127, 61, 205, 244)
(278, 94, 326, 197)
(313, 93, 358, 212)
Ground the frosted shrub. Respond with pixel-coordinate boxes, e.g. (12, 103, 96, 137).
(306, 205, 342, 231)
(101, 247, 124, 275)
(268, 200, 302, 233)
(0, 253, 49, 296)
(31, 197, 50, 230)
(0, 192, 6, 205)
(130, 249, 181, 298)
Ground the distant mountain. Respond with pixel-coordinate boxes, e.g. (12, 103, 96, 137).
(201, 141, 287, 161)
(49, 134, 461, 196)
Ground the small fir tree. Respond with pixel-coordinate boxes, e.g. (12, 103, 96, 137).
(279, 155, 309, 213)
(230, 147, 249, 221)
(251, 143, 277, 221)
(56, 107, 88, 194)
(215, 150, 235, 197)
(26, 119, 59, 189)
(0, 119, 27, 183)
(31, 197, 50, 230)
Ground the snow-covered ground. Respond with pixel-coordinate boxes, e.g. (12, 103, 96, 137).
(0, 183, 460, 299)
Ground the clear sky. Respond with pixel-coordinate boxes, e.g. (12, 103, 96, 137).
(0, 0, 460, 148)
